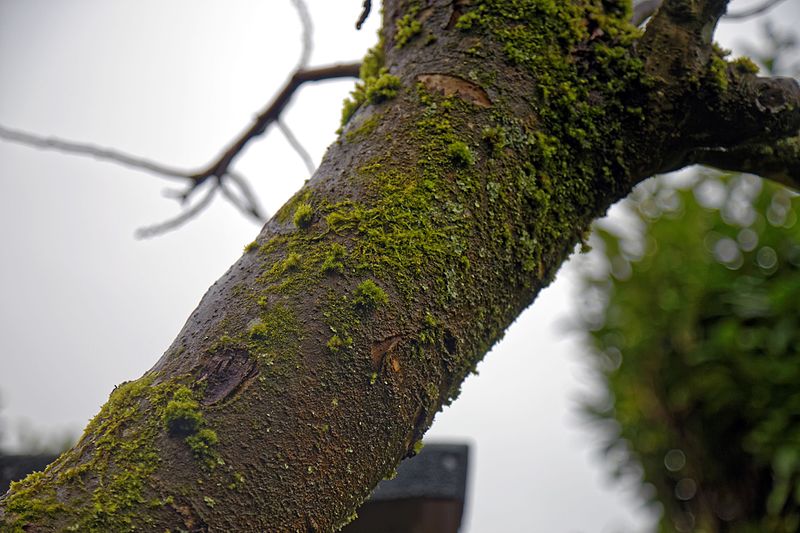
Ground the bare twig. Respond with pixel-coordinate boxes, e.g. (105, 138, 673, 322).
(0, 62, 359, 235)
(224, 170, 266, 221)
(727, 0, 789, 20)
(0, 0, 361, 236)
(356, 0, 372, 30)
(633, 0, 789, 26)
(198, 62, 360, 183)
(135, 183, 217, 238)
(290, 0, 313, 70)
(278, 119, 316, 174)
(0, 124, 188, 179)
(693, 135, 800, 188)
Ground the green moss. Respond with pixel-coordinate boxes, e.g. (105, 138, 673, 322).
(1, 375, 209, 531)
(481, 126, 507, 155)
(365, 71, 401, 104)
(163, 386, 219, 467)
(395, 12, 422, 48)
(345, 114, 381, 143)
(352, 279, 388, 310)
(186, 428, 219, 462)
(282, 252, 302, 272)
(275, 190, 311, 225)
(327, 334, 353, 353)
(359, 40, 385, 81)
(248, 304, 299, 349)
(244, 240, 258, 253)
(321, 243, 347, 274)
(340, 37, 403, 127)
(293, 202, 314, 229)
(341, 41, 386, 127)
(163, 386, 202, 435)
(732, 56, 759, 75)
(709, 53, 729, 91)
(447, 141, 474, 166)
(412, 440, 425, 455)
(5, 471, 66, 526)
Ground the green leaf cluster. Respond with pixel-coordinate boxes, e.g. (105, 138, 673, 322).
(580, 172, 800, 532)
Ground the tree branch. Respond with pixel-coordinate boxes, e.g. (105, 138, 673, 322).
(356, 0, 372, 30)
(0, 125, 189, 179)
(201, 63, 360, 183)
(633, 0, 790, 27)
(134, 183, 218, 238)
(693, 135, 800, 188)
(290, 0, 313, 70)
(727, 0, 789, 20)
(277, 119, 316, 174)
(695, 74, 800, 148)
(0, 62, 360, 236)
(0, 0, 360, 235)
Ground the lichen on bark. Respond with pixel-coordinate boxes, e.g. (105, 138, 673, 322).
(3, 0, 799, 531)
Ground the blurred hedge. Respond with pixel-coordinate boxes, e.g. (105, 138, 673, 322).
(579, 172, 800, 532)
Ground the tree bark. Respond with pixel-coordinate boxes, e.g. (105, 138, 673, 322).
(2, 0, 799, 531)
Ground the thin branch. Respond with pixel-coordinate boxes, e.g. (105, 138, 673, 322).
(0, 124, 189, 180)
(224, 170, 267, 221)
(199, 62, 361, 182)
(693, 135, 800, 189)
(0, 62, 360, 228)
(0, 0, 360, 236)
(218, 179, 262, 222)
(634, 0, 789, 26)
(356, 0, 372, 30)
(277, 119, 316, 174)
(727, 0, 789, 20)
(290, 0, 313, 70)
(135, 183, 217, 238)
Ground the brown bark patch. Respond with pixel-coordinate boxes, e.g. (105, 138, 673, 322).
(370, 335, 402, 369)
(197, 348, 259, 405)
(416, 74, 492, 108)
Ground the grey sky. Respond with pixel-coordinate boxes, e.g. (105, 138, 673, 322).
(0, 1, 797, 531)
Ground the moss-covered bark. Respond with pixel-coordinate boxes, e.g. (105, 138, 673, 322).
(2, 0, 799, 531)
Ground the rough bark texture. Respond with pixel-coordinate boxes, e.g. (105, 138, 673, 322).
(2, 0, 800, 531)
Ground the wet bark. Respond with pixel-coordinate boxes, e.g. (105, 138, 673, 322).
(2, 0, 799, 531)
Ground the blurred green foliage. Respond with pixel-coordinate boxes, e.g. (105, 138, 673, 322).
(579, 172, 800, 532)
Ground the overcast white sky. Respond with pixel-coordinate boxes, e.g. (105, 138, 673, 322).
(0, 1, 798, 531)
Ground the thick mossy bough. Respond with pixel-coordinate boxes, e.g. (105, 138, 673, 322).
(2, 0, 800, 531)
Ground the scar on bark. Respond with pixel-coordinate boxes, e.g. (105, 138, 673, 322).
(416, 73, 492, 108)
(371, 335, 403, 370)
(197, 348, 260, 405)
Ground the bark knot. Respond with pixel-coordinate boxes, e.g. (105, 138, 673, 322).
(416, 73, 492, 108)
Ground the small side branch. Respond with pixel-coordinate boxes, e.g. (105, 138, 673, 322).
(727, 0, 789, 20)
(356, 0, 372, 30)
(633, 0, 789, 27)
(0, 62, 359, 236)
(0, 125, 187, 179)
(201, 63, 360, 182)
(693, 135, 800, 189)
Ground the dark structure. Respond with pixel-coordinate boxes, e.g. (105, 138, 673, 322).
(1, 444, 470, 532)
(0, 454, 58, 494)
(343, 443, 470, 533)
